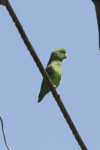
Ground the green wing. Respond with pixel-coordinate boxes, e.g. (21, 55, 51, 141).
(38, 64, 54, 103)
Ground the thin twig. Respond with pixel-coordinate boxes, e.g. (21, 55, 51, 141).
(0, 117, 11, 150)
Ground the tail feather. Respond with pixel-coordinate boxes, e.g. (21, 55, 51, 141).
(38, 95, 44, 103)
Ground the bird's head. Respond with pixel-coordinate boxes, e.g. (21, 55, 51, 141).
(51, 48, 67, 62)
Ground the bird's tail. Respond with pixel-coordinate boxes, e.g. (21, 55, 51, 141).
(38, 94, 44, 103)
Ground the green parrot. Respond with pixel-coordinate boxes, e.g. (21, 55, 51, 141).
(38, 48, 67, 103)
(92, 0, 100, 49)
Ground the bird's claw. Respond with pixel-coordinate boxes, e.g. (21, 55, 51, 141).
(53, 85, 56, 89)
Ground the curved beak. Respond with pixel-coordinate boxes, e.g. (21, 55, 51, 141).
(65, 55, 67, 59)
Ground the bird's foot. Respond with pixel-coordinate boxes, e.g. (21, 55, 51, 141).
(57, 92, 60, 98)
(57, 92, 60, 96)
(53, 85, 56, 89)
(53, 85, 60, 97)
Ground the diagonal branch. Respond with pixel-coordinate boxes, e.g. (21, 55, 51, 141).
(0, 0, 88, 149)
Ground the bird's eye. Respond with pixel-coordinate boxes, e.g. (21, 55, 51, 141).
(61, 51, 65, 53)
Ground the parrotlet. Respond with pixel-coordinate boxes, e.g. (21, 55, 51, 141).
(38, 48, 67, 103)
